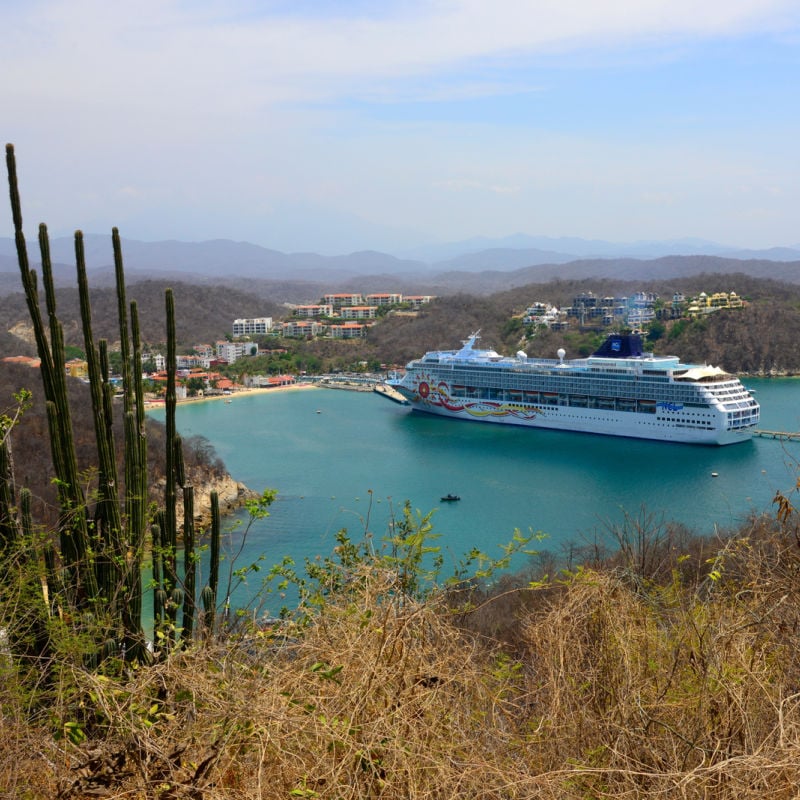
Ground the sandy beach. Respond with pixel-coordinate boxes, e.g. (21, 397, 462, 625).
(143, 382, 319, 409)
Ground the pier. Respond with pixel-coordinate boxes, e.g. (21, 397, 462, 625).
(373, 383, 409, 405)
(753, 429, 800, 441)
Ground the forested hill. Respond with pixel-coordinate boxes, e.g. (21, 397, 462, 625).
(0, 280, 286, 357)
(0, 361, 228, 529)
(367, 274, 800, 375)
(2, 271, 800, 375)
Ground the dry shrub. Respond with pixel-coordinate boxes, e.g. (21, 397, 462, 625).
(520, 567, 800, 798)
(4, 523, 800, 799)
(4, 570, 538, 799)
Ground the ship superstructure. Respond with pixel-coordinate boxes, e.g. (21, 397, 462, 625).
(384, 332, 759, 445)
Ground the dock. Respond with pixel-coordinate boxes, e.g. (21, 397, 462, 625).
(374, 383, 409, 405)
(753, 429, 800, 441)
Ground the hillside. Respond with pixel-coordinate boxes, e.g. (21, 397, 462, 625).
(0, 279, 286, 356)
(0, 361, 234, 529)
(365, 275, 800, 374)
(3, 268, 800, 374)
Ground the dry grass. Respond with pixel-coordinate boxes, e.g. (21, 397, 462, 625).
(3, 518, 800, 799)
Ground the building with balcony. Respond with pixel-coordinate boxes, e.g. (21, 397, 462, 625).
(216, 341, 259, 363)
(403, 295, 435, 309)
(365, 293, 403, 306)
(340, 306, 377, 320)
(323, 293, 364, 309)
(294, 304, 334, 318)
(232, 317, 273, 337)
(279, 320, 325, 338)
(329, 322, 368, 339)
(523, 303, 564, 328)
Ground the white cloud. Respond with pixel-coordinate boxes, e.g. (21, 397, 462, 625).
(3, 0, 799, 251)
(5, 0, 800, 107)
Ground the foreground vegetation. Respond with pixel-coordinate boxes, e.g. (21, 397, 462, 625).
(3, 498, 800, 798)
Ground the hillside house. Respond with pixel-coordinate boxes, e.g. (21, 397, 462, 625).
(278, 320, 325, 338)
(294, 304, 334, 318)
(232, 317, 273, 336)
(329, 322, 368, 339)
(365, 293, 403, 306)
(340, 306, 377, 320)
(403, 295, 436, 309)
(323, 293, 364, 309)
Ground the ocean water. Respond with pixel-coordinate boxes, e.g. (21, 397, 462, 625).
(148, 378, 800, 607)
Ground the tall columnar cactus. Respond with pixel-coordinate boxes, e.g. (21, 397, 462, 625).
(0, 438, 16, 553)
(152, 514, 166, 639)
(7, 144, 98, 604)
(181, 485, 196, 643)
(124, 296, 147, 660)
(5, 145, 155, 660)
(5, 144, 220, 665)
(75, 231, 125, 604)
(112, 229, 149, 661)
(1, 389, 31, 554)
(202, 491, 221, 638)
(162, 289, 180, 640)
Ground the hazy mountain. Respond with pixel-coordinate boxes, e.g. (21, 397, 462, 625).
(398, 234, 800, 264)
(0, 236, 428, 283)
(2, 235, 798, 299)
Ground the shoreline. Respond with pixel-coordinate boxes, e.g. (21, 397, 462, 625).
(145, 384, 319, 528)
(144, 382, 319, 409)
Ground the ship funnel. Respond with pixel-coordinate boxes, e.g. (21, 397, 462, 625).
(516, 350, 527, 360)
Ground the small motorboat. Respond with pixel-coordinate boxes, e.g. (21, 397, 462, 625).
(440, 494, 460, 502)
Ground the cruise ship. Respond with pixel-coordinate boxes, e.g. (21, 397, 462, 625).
(383, 332, 759, 445)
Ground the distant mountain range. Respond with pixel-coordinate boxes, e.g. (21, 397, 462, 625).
(397, 234, 800, 265)
(1, 234, 799, 296)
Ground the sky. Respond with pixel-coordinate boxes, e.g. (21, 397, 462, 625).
(2, 0, 800, 255)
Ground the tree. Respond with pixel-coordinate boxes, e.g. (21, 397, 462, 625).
(647, 320, 666, 342)
(185, 376, 205, 396)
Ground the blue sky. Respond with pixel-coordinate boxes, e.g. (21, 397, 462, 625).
(3, 0, 799, 255)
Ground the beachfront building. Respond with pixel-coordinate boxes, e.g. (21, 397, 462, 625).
(245, 374, 297, 389)
(232, 317, 273, 337)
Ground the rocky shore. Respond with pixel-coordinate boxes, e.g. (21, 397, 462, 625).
(153, 471, 259, 532)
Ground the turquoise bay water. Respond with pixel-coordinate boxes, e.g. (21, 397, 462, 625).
(149, 379, 800, 607)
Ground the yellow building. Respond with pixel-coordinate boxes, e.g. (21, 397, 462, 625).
(65, 358, 89, 378)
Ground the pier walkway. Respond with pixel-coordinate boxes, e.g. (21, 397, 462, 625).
(373, 383, 409, 405)
(753, 429, 800, 441)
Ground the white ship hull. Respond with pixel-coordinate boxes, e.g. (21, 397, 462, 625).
(384, 332, 760, 446)
(391, 385, 750, 445)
